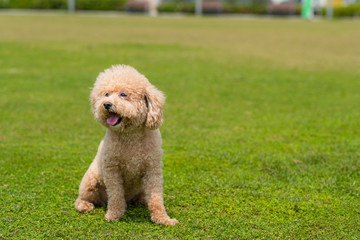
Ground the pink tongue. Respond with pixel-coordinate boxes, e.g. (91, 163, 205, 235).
(107, 114, 120, 126)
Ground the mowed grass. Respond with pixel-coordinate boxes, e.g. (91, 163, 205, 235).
(1, 13, 360, 239)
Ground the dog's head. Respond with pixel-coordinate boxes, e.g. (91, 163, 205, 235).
(90, 65, 165, 132)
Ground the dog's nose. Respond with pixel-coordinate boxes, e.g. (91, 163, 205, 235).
(103, 102, 113, 110)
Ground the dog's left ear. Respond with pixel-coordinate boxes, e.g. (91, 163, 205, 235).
(145, 85, 165, 129)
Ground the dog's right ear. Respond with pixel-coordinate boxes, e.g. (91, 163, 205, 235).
(145, 85, 165, 130)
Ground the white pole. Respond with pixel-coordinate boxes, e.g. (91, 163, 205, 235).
(68, 0, 75, 13)
(196, 0, 202, 16)
(326, 0, 333, 18)
(148, 0, 158, 17)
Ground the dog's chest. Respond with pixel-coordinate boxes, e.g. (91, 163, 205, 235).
(106, 139, 150, 175)
(119, 155, 146, 177)
(101, 129, 162, 184)
(114, 146, 150, 193)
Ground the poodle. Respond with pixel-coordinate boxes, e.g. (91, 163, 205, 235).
(74, 65, 178, 225)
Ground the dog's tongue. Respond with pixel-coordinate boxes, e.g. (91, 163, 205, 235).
(107, 114, 120, 126)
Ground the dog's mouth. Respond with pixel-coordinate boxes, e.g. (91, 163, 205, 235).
(106, 113, 122, 126)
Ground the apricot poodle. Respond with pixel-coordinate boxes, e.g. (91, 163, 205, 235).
(74, 65, 178, 225)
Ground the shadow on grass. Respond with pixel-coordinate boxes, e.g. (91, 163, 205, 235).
(82, 203, 153, 224)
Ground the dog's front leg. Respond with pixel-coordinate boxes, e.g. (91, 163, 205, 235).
(143, 168, 178, 225)
(103, 164, 126, 222)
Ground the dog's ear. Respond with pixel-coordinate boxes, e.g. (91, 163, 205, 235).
(145, 85, 165, 129)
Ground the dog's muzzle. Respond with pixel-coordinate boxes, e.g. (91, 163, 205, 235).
(104, 102, 113, 110)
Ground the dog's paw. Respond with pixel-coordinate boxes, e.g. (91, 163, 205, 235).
(152, 216, 179, 226)
(105, 211, 122, 222)
(75, 199, 94, 213)
(166, 218, 179, 226)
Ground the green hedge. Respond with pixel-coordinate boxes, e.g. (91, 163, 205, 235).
(321, 3, 360, 17)
(0, 0, 67, 9)
(157, 2, 195, 13)
(76, 0, 126, 11)
(158, 2, 268, 14)
(0, 0, 127, 11)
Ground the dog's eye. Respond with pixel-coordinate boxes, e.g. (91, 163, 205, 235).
(105, 93, 109, 97)
(120, 92, 127, 97)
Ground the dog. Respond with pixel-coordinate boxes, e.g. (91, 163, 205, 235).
(74, 65, 178, 225)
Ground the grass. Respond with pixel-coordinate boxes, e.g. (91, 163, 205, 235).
(1, 13, 360, 239)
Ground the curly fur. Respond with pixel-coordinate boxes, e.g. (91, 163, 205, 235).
(74, 65, 178, 225)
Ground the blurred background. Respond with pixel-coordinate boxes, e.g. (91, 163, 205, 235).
(1, 0, 360, 238)
(0, 0, 359, 18)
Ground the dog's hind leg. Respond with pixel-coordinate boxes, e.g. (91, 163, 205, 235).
(75, 142, 107, 212)
(74, 160, 106, 212)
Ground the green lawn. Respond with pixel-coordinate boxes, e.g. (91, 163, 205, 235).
(1, 13, 360, 239)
